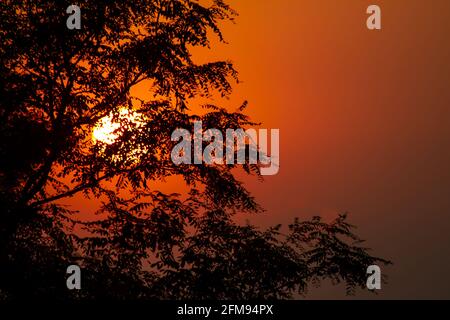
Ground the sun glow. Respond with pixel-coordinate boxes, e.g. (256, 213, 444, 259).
(92, 108, 148, 164)
(92, 108, 145, 145)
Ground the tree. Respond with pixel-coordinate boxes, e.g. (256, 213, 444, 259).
(0, 0, 390, 300)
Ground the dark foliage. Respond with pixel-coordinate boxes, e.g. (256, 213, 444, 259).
(0, 0, 390, 300)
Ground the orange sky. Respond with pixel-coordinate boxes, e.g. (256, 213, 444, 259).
(66, 0, 450, 299)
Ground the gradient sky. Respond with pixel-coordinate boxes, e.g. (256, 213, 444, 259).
(191, 0, 450, 299)
(68, 0, 450, 299)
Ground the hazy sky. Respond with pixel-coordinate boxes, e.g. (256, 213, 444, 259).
(194, 0, 450, 299)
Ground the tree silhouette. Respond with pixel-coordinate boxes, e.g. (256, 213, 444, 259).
(0, 0, 390, 300)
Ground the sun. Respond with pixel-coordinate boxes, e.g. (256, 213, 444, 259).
(92, 108, 145, 145)
(92, 108, 148, 164)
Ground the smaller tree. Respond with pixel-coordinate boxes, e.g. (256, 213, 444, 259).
(154, 212, 390, 299)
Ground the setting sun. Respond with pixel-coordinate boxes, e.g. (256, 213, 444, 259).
(92, 108, 145, 145)
(92, 108, 148, 164)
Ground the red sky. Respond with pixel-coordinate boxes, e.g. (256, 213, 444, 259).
(198, 0, 450, 299)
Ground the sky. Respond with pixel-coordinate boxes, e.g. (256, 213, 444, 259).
(68, 0, 450, 299)
(191, 0, 450, 299)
